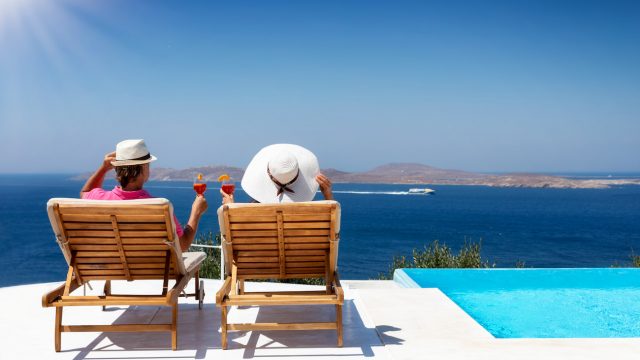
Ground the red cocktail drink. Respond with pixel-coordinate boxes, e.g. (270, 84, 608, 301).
(193, 183, 207, 196)
(221, 183, 235, 195)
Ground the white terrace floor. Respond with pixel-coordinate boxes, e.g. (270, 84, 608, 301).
(1, 279, 640, 360)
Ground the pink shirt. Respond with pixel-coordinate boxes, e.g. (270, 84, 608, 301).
(82, 186, 184, 237)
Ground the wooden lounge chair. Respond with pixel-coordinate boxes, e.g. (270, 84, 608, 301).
(215, 200, 343, 349)
(42, 198, 206, 351)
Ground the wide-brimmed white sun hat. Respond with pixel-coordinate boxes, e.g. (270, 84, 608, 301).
(241, 144, 320, 203)
(110, 139, 157, 167)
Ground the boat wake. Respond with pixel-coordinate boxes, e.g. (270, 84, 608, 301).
(332, 190, 428, 195)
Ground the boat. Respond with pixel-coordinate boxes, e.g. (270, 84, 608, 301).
(408, 188, 435, 195)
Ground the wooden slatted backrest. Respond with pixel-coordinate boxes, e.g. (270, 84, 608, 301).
(47, 198, 184, 283)
(219, 201, 340, 281)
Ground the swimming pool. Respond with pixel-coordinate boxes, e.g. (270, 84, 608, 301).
(394, 268, 640, 338)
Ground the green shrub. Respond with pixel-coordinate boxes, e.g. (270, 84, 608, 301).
(515, 260, 528, 268)
(611, 250, 640, 268)
(630, 251, 640, 267)
(277, 277, 326, 286)
(377, 239, 492, 279)
(188, 232, 222, 280)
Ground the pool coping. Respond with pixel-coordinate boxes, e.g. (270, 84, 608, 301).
(393, 267, 640, 340)
(392, 268, 421, 288)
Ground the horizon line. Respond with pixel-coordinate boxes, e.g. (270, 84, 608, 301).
(2, 169, 640, 176)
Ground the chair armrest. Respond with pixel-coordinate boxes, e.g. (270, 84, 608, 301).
(42, 279, 81, 307)
(216, 277, 233, 306)
(166, 275, 192, 304)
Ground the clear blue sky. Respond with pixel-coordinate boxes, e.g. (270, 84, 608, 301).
(1, 0, 638, 173)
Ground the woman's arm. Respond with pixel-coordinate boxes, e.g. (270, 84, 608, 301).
(316, 173, 334, 200)
(80, 151, 116, 197)
(220, 188, 234, 204)
(179, 195, 208, 251)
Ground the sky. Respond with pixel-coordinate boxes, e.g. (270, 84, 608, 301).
(0, 0, 639, 173)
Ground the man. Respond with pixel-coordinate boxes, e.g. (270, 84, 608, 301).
(80, 139, 208, 251)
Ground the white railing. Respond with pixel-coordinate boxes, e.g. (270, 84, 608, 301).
(189, 243, 225, 280)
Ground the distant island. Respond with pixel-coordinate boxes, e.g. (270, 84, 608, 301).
(72, 163, 640, 189)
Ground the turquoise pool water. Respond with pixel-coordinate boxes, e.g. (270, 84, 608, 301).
(394, 268, 640, 338)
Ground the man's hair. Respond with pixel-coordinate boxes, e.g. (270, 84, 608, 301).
(115, 165, 143, 188)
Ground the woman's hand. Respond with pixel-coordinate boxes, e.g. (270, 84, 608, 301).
(316, 173, 334, 200)
(220, 188, 234, 205)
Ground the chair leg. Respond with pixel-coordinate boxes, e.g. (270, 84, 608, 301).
(336, 304, 343, 347)
(195, 272, 200, 300)
(54, 307, 63, 352)
(102, 280, 111, 311)
(221, 305, 228, 350)
(171, 304, 178, 350)
(238, 280, 244, 295)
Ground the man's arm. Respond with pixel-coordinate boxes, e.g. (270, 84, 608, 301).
(179, 195, 208, 251)
(80, 151, 116, 198)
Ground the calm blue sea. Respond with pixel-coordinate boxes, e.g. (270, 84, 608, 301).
(1, 174, 640, 287)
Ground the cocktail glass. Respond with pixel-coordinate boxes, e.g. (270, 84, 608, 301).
(193, 173, 207, 196)
(219, 174, 235, 195)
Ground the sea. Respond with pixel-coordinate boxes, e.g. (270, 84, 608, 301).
(1, 174, 640, 287)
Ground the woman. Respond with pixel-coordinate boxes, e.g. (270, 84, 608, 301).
(220, 143, 333, 204)
(80, 139, 208, 251)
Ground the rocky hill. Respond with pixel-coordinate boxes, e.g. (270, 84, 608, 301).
(329, 163, 483, 184)
(72, 163, 640, 189)
(150, 166, 245, 182)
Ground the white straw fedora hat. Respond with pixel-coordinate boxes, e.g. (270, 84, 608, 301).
(241, 144, 320, 203)
(110, 139, 157, 167)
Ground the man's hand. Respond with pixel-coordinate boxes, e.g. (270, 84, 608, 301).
(316, 173, 334, 200)
(102, 151, 116, 170)
(179, 195, 209, 251)
(80, 151, 117, 197)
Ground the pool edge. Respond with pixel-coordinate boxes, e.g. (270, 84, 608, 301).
(393, 269, 420, 288)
